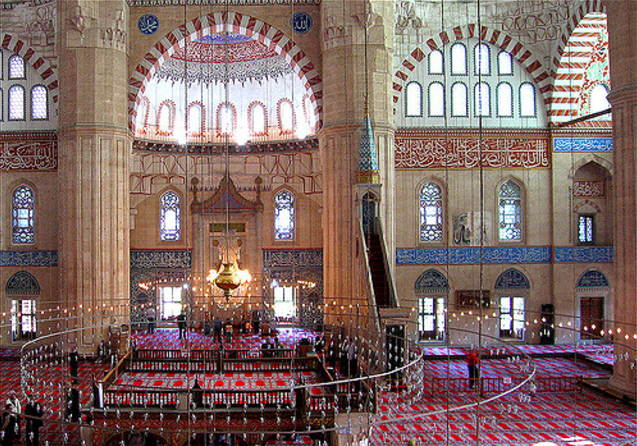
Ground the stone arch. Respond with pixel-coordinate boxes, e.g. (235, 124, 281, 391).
(0, 33, 59, 104)
(392, 25, 550, 112)
(495, 268, 530, 289)
(568, 154, 613, 178)
(128, 12, 322, 131)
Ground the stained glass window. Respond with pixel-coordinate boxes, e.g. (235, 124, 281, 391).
(498, 180, 522, 241)
(497, 83, 513, 117)
(8, 55, 25, 79)
(187, 104, 202, 134)
(274, 190, 295, 240)
(428, 82, 444, 116)
(475, 82, 491, 116)
(31, 85, 48, 120)
(429, 50, 444, 74)
(158, 102, 172, 131)
(451, 43, 467, 75)
(498, 51, 513, 75)
(451, 82, 468, 117)
(160, 191, 181, 241)
(419, 183, 443, 242)
(578, 214, 595, 244)
(520, 83, 536, 117)
(474, 44, 490, 75)
(12, 185, 35, 244)
(8, 85, 25, 120)
(405, 82, 422, 117)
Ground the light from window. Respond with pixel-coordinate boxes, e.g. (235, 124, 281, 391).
(160, 191, 181, 241)
(12, 185, 35, 244)
(11, 299, 37, 342)
(578, 215, 595, 243)
(429, 50, 444, 74)
(9, 55, 25, 79)
(252, 103, 266, 134)
(405, 82, 422, 117)
(497, 83, 513, 117)
(500, 296, 524, 339)
(419, 183, 443, 242)
(520, 83, 536, 117)
(451, 83, 468, 117)
(275, 190, 295, 240)
(589, 84, 610, 114)
(160, 286, 182, 319)
(498, 51, 513, 75)
(274, 286, 296, 319)
(188, 104, 202, 133)
(31, 85, 48, 120)
(475, 44, 490, 75)
(418, 297, 445, 341)
(158, 103, 172, 131)
(8, 85, 25, 120)
(279, 101, 294, 131)
(136, 98, 149, 130)
(451, 43, 467, 75)
(0, 89, 3, 121)
(498, 180, 522, 241)
(220, 106, 234, 133)
(428, 82, 444, 116)
(475, 82, 490, 116)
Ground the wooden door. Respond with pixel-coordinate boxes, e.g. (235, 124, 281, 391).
(580, 297, 604, 339)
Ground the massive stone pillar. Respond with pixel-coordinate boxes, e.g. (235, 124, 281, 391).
(606, 0, 637, 399)
(319, 0, 394, 321)
(57, 1, 131, 353)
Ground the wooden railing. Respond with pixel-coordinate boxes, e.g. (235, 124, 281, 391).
(103, 389, 179, 408)
(426, 375, 582, 396)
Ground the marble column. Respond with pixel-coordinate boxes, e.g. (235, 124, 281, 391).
(57, 0, 131, 353)
(606, 0, 637, 399)
(319, 0, 395, 322)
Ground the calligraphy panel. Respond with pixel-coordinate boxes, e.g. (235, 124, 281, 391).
(395, 134, 549, 169)
(574, 181, 605, 197)
(0, 140, 57, 171)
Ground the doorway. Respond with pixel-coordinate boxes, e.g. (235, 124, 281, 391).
(580, 296, 604, 339)
(273, 285, 297, 322)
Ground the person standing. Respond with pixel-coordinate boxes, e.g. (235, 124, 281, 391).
(1, 403, 17, 446)
(25, 398, 43, 446)
(5, 391, 21, 441)
(69, 347, 79, 384)
(146, 306, 156, 334)
(466, 349, 480, 389)
(177, 313, 187, 339)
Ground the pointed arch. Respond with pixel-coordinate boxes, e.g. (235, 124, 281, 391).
(495, 268, 530, 289)
(128, 12, 322, 131)
(6, 271, 40, 295)
(392, 25, 550, 112)
(577, 269, 609, 288)
(415, 269, 449, 293)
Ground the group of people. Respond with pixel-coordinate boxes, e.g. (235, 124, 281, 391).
(260, 336, 284, 357)
(2, 392, 43, 446)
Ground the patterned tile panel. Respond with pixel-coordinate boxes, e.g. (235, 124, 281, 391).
(130, 250, 192, 269)
(553, 137, 613, 152)
(0, 251, 58, 266)
(262, 249, 323, 268)
(554, 246, 613, 263)
(396, 247, 551, 265)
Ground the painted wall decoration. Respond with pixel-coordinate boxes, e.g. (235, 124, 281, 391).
(291, 12, 313, 34)
(395, 133, 550, 169)
(553, 137, 612, 152)
(130, 250, 192, 269)
(0, 251, 58, 266)
(263, 250, 323, 269)
(554, 246, 613, 263)
(5, 271, 40, 294)
(573, 181, 605, 197)
(415, 269, 449, 292)
(397, 247, 551, 265)
(0, 140, 57, 171)
(452, 212, 491, 246)
(495, 268, 530, 289)
(577, 270, 610, 288)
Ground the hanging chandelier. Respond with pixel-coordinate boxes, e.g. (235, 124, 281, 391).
(207, 260, 252, 299)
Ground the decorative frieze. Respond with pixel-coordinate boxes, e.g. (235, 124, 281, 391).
(396, 247, 551, 265)
(0, 139, 58, 171)
(129, 0, 320, 5)
(553, 137, 613, 152)
(577, 270, 610, 288)
(573, 181, 605, 197)
(0, 251, 58, 267)
(263, 249, 323, 269)
(130, 250, 192, 269)
(554, 246, 613, 263)
(395, 133, 550, 169)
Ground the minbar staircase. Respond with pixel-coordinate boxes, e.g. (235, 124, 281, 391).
(367, 232, 392, 308)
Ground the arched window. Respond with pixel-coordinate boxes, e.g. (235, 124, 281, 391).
(157, 101, 174, 132)
(160, 191, 181, 241)
(495, 269, 529, 340)
(12, 185, 35, 244)
(498, 51, 513, 75)
(474, 43, 490, 75)
(7, 271, 40, 342)
(429, 50, 444, 74)
(590, 84, 610, 113)
(475, 82, 491, 116)
(415, 269, 448, 341)
(250, 103, 266, 134)
(497, 83, 513, 117)
(419, 182, 443, 242)
(451, 82, 468, 117)
(187, 103, 203, 134)
(428, 82, 444, 117)
(136, 97, 150, 131)
(274, 190, 295, 240)
(278, 100, 294, 132)
(451, 43, 467, 75)
(31, 85, 48, 120)
(8, 55, 25, 79)
(218, 103, 236, 134)
(405, 82, 422, 117)
(8, 85, 25, 120)
(519, 83, 536, 117)
(498, 180, 522, 241)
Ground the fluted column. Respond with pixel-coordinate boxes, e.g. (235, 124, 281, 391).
(606, 0, 637, 399)
(57, 0, 131, 353)
(320, 0, 394, 321)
